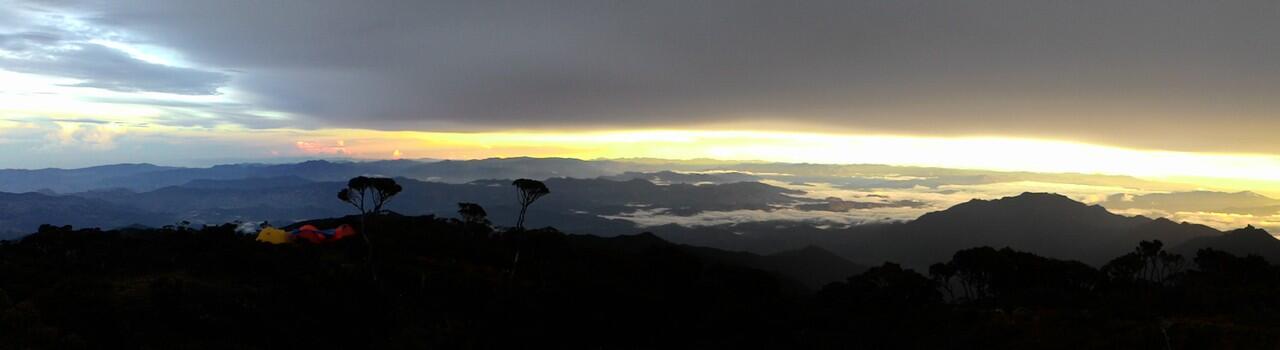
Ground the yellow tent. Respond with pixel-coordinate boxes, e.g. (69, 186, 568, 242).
(256, 227, 291, 244)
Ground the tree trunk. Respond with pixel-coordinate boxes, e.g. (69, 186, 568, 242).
(360, 212, 379, 281)
(515, 205, 528, 230)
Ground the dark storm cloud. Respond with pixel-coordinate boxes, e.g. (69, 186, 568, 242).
(23, 0, 1280, 152)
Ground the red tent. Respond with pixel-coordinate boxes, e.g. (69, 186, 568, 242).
(294, 225, 327, 243)
(333, 224, 357, 240)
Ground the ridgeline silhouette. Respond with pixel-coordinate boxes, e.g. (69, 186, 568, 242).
(3, 177, 1280, 348)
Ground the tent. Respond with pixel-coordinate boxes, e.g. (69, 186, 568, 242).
(333, 224, 357, 240)
(256, 227, 291, 244)
(258, 224, 357, 245)
(294, 225, 327, 244)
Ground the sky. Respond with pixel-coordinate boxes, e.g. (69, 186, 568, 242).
(1, 1, 1279, 189)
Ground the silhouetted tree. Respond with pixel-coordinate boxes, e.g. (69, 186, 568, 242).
(1191, 248, 1277, 286)
(338, 176, 403, 222)
(512, 179, 549, 230)
(457, 202, 489, 225)
(814, 262, 943, 347)
(338, 176, 402, 280)
(819, 262, 941, 312)
(929, 262, 957, 301)
(457, 202, 492, 236)
(844, 263, 941, 305)
(1103, 240, 1187, 286)
(947, 246, 1100, 306)
(950, 247, 999, 301)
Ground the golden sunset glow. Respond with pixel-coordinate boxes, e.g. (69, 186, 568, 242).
(14, 124, 1263, 194)
(283, 129, 1280, 182)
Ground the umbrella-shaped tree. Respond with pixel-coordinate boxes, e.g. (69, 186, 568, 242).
(338, 176, 403, 228)
(512, 179, 549, 230)
(338, 176, 402, 280)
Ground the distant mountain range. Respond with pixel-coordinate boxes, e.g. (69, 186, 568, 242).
(0, 158, 626, 193)
(0, 157, 1194, 194)
(852, 193, 1223, 267)
(6, 183, 1276, 274)
(1, 158, 1277, 269)
(651, 193, 1260, 269)
(0, 175, 809, 238)
(0, 192, 162, 236)
(1099, 190, 1280, 215)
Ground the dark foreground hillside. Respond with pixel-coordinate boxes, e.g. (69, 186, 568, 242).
(4, 216, 1280, 349)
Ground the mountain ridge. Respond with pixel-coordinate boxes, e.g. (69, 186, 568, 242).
(1174, 225, 1280, 262)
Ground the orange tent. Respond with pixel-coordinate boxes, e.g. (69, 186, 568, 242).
(294, 225, 327, 244)
(333, 224, 357, 240)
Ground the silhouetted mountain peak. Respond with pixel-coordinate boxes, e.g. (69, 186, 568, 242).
(1237, 191, 1268, 198)
(958, 192, 1085, 209)
(915, 192, 1123, 226)
(1173, 224, 1280, 261)
(873, 191, 1217, 267)
(1224, 225, 1275, 241)
(997, 192, 1094, 207)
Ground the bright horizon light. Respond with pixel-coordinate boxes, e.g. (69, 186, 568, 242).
(5, 103, 1280, 195)
(10, 125, 1268, 192)
(400, 129, 1280, 180)
(6, 121, 1280, 172)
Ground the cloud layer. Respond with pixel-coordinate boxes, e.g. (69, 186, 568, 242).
(6, 1, 1279, 153)
(0, 9, 229, 95)
(601, 177, 1280, 233)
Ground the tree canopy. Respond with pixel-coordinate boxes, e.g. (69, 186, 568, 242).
(512, 179, 549, 230)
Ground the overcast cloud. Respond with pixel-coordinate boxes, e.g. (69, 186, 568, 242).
(4, 0, 1280, 153)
